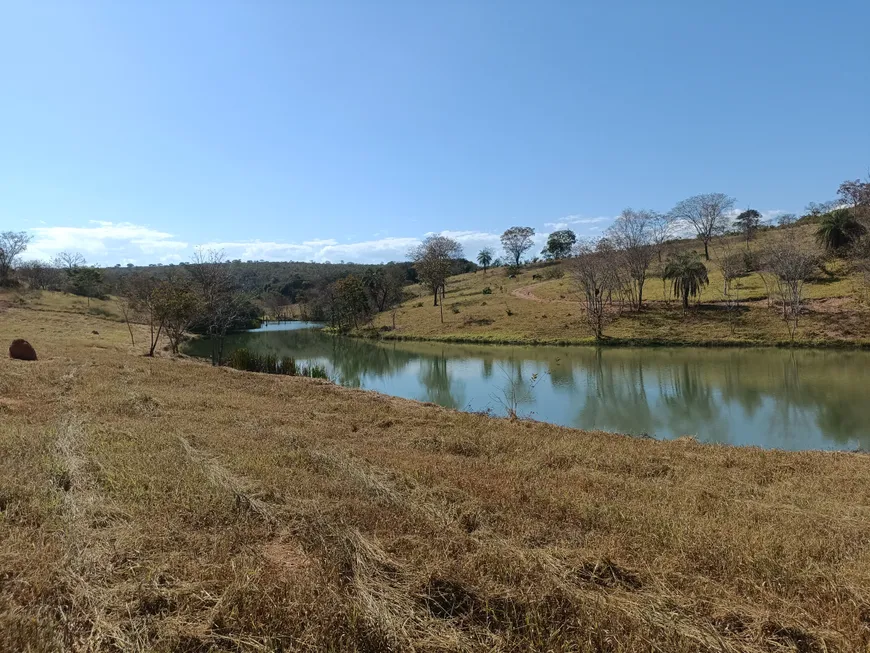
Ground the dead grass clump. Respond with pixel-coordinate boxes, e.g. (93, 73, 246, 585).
(420, 577, 527, 633)
(761, 621, 823, 653)
(711, 611, 749, 637)
(444, 437, 482, 457)
(572, 559, 643, 590)
(118, 391, 161, 416)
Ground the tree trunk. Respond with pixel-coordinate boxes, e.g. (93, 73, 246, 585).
(433, 289, 438, 306)
(149, 323, 163, 356)
(682, 291, 689, 310)
(703, 240, 710, 260)
(439, 302, 444, 323)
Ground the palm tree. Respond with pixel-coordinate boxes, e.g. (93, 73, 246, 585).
(815, 209, 866, 252)
(663, 251, 709, 310)
(476, 247, 494, 274)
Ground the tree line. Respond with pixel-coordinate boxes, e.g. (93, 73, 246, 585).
(4, 172, 868, 344)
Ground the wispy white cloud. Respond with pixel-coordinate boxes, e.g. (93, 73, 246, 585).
(543, 215, 611, 231)
(21, 207, 792, 266)
(317, 237, 421, 262)
(27, 221, 188, 263)
(196, 236, 422, 263)
(196, 240, 313, 260)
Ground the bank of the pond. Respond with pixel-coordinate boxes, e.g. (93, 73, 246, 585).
(354, 328, 870, 349)
(3, 304, 870, 652)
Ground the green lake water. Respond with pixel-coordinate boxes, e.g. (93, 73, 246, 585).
(185, 322, 870, 451)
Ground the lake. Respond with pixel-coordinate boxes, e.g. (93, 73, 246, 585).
(186, 323, 870, 451)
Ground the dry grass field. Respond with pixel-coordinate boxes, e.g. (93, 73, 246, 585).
(372, 225, 870, 347)
(2, 294, 870, 651)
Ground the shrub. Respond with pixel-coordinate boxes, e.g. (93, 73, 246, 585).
(543, 267, 565, 280)
(87, 307, 116, 318)
(415, 301, 424, 308)
(482, 287, 493, 295)
(506, 308, 514, 316)
(742, 250, 761, 273)
(463, 316, 494, 326)
(451, 305, 460, 314)
(816, 209, 867, 252)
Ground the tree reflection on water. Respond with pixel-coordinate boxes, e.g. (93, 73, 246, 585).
(185, 328, 870, 451)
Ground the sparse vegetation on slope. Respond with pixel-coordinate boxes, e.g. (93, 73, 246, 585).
(369, 221, 870, 347)
(2, 293, 870, 651)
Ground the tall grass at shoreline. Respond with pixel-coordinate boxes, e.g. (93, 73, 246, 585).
(226, 347, 330, 379)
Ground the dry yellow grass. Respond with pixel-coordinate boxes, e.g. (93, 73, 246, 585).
(2, 299, 870, 651)
(372, 227, 870, 347)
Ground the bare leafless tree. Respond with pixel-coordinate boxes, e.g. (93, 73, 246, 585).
(838, 178, 870, 209)
(777, 213, 797, 227)
(568, 240, 616, 340)
(127, 274, 165, 356)
(848, 236, 870, 304)
(52, 251, 86, 271)
(650, 212, 674, 264)
(17, 260, 59, 290)
(606, 209, 659, 310)
(765, 233, 818, 341)
(500, 226, 535, 267)
(669, 193, 736, 260)
(805, 200, 839, 218)
(0, 231, 32, 285)
(186, 249, 247, 365)
(717, 244, 746, 334)
(116, 280, 138, 346)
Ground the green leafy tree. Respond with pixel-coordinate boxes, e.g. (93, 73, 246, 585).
(734, 209, 762, 243)
(815, 209, 867, 252)
(363, 266, 403, 312)
(331, 275, 371, 330)
(500, 226, 535, 266)
(663, 251, 709, 310)
(543, 229, 576, 259)
(153, 280, 201, 354)
(68, 267, 103, 306)
(476, 247, 494, 273)
(128, 274, 165, 356)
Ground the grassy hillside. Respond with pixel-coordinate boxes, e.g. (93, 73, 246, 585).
(371, 224, 870, 347)
(2, 294, 870, 651)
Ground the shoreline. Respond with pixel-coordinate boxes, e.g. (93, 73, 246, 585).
(352, 328, 870, 350)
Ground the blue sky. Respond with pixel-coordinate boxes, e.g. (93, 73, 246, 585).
(2, 1, 868, 265)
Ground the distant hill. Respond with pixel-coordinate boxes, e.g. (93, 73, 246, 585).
(100, 258, 478, 303)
